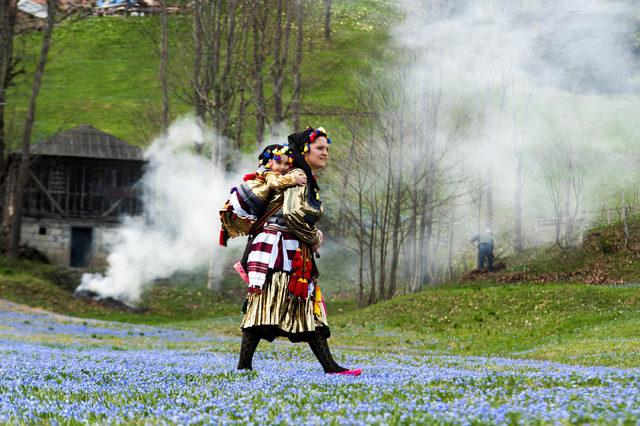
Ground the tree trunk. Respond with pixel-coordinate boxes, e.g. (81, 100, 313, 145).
(486, 174, 493, 231)
(8, 0, 56, 259)
(447, 216, 455, 281)
(422, 204, 434, 284)
(291, 0, 304, 130)
(192, 0, 206, 124)
(271, 0, 284, 124)
(357, 179, 365, 306)
(418, 177, 434, 286)
(387, 190, 402, 299)
(159, 0, 169, 132)
(0, 0, 18, 182)
(206, 0, 222, 127)
(377, 168, 392, 300)
(235, 83, 247, 149)
(323, 0, 331, 41)
(367, 212, 377, 305)
(216, 0, 239, 135)
(407, 190, 418, 292)
(513, 146, 524, 252)
(476, 179, 483, 235)
(623, 192, 629, 249)
(252, 3, 266, 147)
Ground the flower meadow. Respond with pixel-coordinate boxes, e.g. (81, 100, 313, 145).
(1, 303, 640, 424)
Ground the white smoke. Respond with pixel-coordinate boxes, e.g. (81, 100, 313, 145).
(76, 117, 248, 305)
(392, 0, 640, 251)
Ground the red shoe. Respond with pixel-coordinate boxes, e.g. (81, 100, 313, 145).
(333, 368, 362, 376)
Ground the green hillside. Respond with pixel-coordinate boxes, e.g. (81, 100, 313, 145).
(332, 282, 640, 367)
(7, 0, 393, 147)
(463, 216, 640, 286)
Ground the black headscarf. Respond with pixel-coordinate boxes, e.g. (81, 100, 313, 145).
(287, 127, 328, 207)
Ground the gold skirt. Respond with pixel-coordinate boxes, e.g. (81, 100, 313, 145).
(240, 272, 329, 342)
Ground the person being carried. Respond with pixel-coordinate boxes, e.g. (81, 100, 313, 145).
(220, 144, 306, 246)
(470, 228, 495, 272)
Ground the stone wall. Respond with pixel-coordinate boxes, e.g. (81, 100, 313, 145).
(21, 218, 118, 270)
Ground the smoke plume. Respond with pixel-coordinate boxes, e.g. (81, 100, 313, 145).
(76, 117, 250, 305)
(394, 0, 639, 250)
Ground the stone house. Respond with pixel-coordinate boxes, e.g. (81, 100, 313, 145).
(5, 125, 145, 268)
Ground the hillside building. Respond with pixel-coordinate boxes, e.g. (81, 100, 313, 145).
(4, 125, 146, 268)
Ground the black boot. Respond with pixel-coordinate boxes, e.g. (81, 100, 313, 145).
(308, 331, 348, 373)
(237, 329, 260, 370)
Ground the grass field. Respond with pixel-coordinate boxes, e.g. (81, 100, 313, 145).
(2, 220, 640, 422)
(2, 251, 640, 369)
(2, 220, 640, 371)
(2, 284, 640, 423)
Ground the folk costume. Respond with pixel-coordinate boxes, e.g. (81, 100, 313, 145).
(220, 145, 299, 245)
(237, 128, 357, 375)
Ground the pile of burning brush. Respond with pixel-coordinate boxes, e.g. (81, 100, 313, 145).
(74, 289, 146, 313)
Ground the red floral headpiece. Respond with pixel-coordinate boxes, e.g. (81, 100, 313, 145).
(308, 126, 331, 144)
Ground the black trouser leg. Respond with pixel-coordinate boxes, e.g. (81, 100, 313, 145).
(237, 329, 260, 370)
(308, 331, 347, 373)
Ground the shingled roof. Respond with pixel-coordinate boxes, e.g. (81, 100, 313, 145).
(29, 125, 144, 161)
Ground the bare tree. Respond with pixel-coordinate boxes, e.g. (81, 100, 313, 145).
(333, 66, 466, 304)
(190, 0, 252, 145)
(537, 134, 589, 248)
(183, 1, 339, 148)
(0, 0, 18, 178)
(8, 0, 57, 259)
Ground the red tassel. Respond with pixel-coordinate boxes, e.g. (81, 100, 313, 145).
(219, 229, 228, 247)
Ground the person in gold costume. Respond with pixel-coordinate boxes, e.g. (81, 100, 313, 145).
(237, 127, 362, 376)
(219, 144, 306, 246)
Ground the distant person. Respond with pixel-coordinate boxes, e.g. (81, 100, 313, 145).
(471, 229, 494, 271)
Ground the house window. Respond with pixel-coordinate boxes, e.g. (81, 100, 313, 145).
(38, 227, 47, 235)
